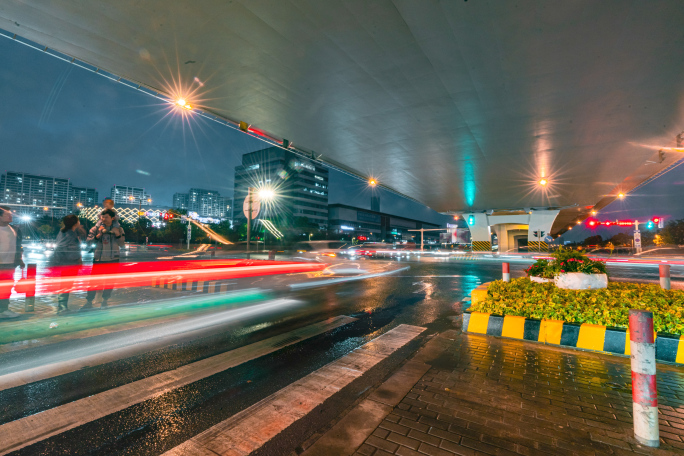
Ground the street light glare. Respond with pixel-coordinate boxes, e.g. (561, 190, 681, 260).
(369, 178, 377, 186)
(618, 192, 625, 199)
(258, 188, 275, 200)
(538, 178, 548, 186)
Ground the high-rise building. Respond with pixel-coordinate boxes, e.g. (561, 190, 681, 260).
(111, 185, 151, 206)
(0, 171, 71, 217)
(233, 147, 329, 228)
(69, 186, 99, 210)
(173, 189, 229, 218)
(172, 192, 189, 211)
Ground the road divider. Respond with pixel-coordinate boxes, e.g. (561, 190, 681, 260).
(0, 315, 357, 455)
(463, 310, 684, 364)
(163, 324, 426, 456)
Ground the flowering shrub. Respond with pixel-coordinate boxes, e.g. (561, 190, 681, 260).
(470, 278, 684, 334)
(526, 247, 607, 278)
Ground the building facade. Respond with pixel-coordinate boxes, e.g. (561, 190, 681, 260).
(0, 171, 72, 217)
(69, 186, 99, 210)
(172, 189, 229, 218)
(110, 185, 151, 206)
(328, 203, 442, 243)
(172, 192, 189, 211)
(233, 147, 329, 228)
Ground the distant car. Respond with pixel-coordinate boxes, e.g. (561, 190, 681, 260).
(292, 241, 349, 260)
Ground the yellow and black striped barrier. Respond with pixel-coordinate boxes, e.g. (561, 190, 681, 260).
(152, 278, 233, 294)
(463, 311, 684, 364)
(471, 241, 491, 251)
(527, 241, 548, 251)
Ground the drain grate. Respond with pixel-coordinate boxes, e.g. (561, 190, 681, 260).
(272, 336, 302, 348)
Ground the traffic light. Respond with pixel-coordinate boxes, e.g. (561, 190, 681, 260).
(468, 215, 474, 225)
(652, 217, 664, 229)
(646, 220, 654, 229)
(158, 213, 163, 221)
(163, 212, 169, 221)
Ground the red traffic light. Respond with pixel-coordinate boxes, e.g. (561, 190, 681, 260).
(652, 217, 660, 223)
(588, 220, 597, 227)
(163, 213, 169, 220)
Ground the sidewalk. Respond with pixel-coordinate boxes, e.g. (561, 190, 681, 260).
(304, 332, 684, 456)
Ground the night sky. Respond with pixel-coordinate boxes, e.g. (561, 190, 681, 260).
(0, 35, 449, 226)
(1, 34, 682, 233)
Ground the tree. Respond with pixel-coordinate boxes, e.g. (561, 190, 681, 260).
(581, 234, 603, 246)
(607, 232, 632, 247)
(661, 219, 684, 246)
(38, 224, 55, 239)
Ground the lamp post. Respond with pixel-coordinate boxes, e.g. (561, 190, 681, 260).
(246, 187, 255, 258)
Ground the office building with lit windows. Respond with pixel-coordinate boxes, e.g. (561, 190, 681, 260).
(233, 147, 329, 228)
(110, 185, 152, 206)
(172, 189, 229, 218)
(70, 186, 99, 210)
(0, 171, 72, 217)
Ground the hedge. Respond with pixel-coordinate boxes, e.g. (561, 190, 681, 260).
(469, 278, 684, 334)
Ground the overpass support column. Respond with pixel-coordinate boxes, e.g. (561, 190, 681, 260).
(463, 213, 491, 252)
(491, 225, 510, 253)
(527, 210, 560, 251)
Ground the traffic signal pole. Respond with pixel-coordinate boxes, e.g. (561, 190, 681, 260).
(246, 187, 253, 259)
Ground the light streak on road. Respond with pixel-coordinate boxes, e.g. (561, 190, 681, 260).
(190, 219, 233, 244)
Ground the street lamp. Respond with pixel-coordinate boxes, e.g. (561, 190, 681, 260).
(618, 192, 625, 199)
(309, 233, 313, 241)
(539, 178, 548, 186)
(369, 178, 377, 186)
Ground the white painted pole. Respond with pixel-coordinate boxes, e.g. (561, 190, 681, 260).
(502, 262, 510, 282)
(629, 309, 659, 447)
(659, 264, 670, 290)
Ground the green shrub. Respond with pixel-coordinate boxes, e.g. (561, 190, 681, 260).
(470, 278, 684, 334)
(526, 247, 607, 278)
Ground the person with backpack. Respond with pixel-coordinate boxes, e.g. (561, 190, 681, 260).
(0, 206, 24, 319)
(50, 214, 85, 313)
(81, 208, 125, 310)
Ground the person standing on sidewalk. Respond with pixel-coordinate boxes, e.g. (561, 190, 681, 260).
(0, 206, 25, 319)
(81, 209, 125, 310)
(50, 214, 85, 313)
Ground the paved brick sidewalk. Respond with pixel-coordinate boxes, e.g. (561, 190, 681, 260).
(355, 333, 683, 456)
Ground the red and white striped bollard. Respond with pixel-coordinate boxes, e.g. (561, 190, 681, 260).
(629, 309, 659, 447)
(502, 262, 510, 282)
(659, 264, 670, 290)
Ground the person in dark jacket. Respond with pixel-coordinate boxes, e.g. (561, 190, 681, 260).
(0, 206, 24, 319)
(81, 209, 125, 310)
(50, 214, 84, 312)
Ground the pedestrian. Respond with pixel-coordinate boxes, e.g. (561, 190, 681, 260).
(94, 198, 120, 231)
(50, 214, 84, 313)
(81, 208, 125, 310)
(0, 206, 25, 319)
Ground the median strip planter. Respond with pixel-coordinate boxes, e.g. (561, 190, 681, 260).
(464, 280, 684, 364)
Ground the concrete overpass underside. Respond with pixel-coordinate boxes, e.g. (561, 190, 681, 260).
(1, 1, 683, 234)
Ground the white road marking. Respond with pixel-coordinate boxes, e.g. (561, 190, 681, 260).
(164, 324, 426, 456)
(290, 266, 410, 289)
(0, 297, 295, 391)
(0, 315, 357, 455)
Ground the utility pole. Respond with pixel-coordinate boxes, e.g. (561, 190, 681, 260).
(246, 187, 253, 259)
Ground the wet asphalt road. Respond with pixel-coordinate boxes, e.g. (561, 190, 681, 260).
(1, 258, 682, 455)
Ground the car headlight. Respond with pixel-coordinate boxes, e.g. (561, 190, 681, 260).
(80, 243, 87, 249)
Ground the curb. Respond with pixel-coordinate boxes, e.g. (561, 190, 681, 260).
(463, 311, 684, 364)
(152, 278, 234, 294)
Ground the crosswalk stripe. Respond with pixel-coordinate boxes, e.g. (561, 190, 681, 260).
(0, 315, 357, 455)
(164, 324, 426, 456)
